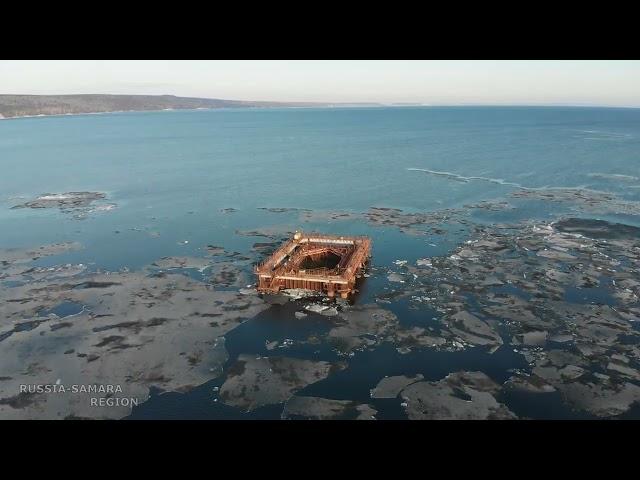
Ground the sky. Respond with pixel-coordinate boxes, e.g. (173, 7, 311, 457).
(1, 60, 639, 107)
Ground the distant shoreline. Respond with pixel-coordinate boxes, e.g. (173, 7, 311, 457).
(0, 94, 388, 121)
(0, 105, 389, 121)
(1, 102, 637, 122)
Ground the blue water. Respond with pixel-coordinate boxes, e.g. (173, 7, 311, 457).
(2, 107, 639, 272)
(1, 106, 640, 420)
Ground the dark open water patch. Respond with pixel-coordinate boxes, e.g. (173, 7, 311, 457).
(619, 403, 640, 420)
(128, 337, 584, 420)
(490, 284, 533, 301)
(13, 319, 45, 333)
(385, 298, 442, 330)
(299, 343, 527, 402)
(223, 301, 337, 359)
(126, 377, 285, 420)
(38, 301, 84, 318)
(564, 286, 616, 306)
(554, 217, 640, 239)
(126, 299, 533, 419)
(127, 301, 337, 420)
(499, 389, 599, 420)
(0, 331, 13, 343)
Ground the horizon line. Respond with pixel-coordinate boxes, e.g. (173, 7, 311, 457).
(1, 92, 639, 110)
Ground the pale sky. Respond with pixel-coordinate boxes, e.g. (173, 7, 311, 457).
(1, 60, 639, 107)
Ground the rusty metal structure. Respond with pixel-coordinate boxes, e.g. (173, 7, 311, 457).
(254, 231, 371, 299)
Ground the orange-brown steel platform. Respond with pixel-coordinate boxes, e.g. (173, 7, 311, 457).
(254, 231, 371, 299)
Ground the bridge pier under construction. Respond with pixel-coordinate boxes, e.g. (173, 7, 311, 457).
(254, 231, 371, 299)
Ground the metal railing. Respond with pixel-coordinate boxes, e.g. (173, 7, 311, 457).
(254, 233, 371, 279)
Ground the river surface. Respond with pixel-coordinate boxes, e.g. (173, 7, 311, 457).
(1, 106, 639, 420)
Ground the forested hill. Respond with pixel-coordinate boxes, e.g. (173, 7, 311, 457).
(0, 94, 377, 118)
